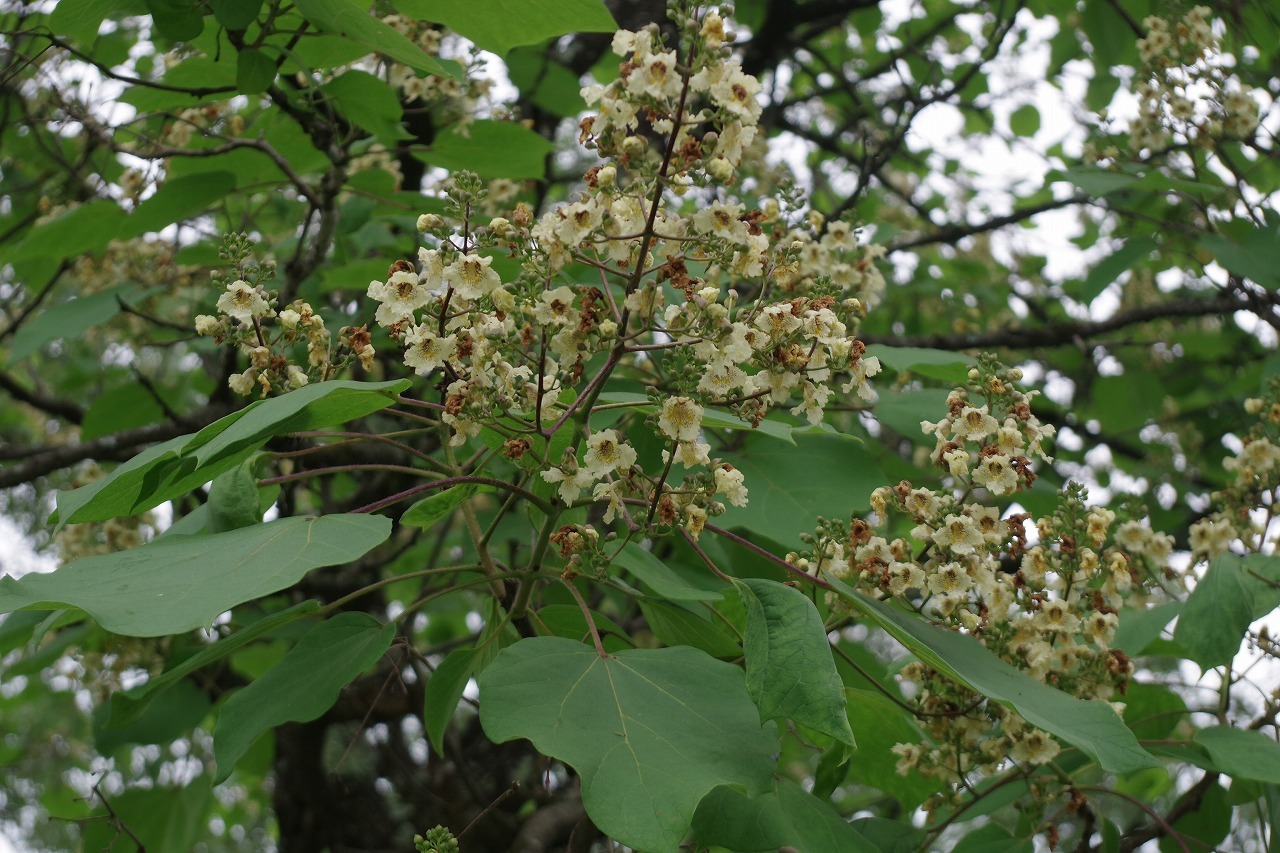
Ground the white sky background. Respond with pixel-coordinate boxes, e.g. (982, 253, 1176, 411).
(1, 2, 1279, 848)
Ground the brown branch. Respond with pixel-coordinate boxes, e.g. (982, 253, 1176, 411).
(0, 370, 85, 423)
(23, 28, 237, 98)
(861, 291, 1254, 351)
(885, 194, 1091, 253)
(0, 403, 232, 489)
(1116, 771, 1218, 852)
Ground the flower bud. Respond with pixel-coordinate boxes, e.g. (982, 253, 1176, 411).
(621, 135, 648, 158)
(596, 165, 617, 187)
(417, 213, 444, 232)
(706, 156, 735, 183)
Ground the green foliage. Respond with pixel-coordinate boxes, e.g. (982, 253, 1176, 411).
(479, 637, 778, 851)
(0, 515, 391, 635)
(2, 0, 1278, 849)
(213, 612, 396, 781)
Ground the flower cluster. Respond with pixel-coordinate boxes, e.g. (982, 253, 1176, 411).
(348, 7, 887, 537)
(194, 234, 371, 396)
(1125, 6, 1261, 154)
(380, 15, 494, 140)
(1187, 383, 1280, 562)
(794, 361, 1150, 805)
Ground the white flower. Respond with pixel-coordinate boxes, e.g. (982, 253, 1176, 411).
(583, 429, 637, 476)
(841, 355, 881, 402)
(658, 396, 703, 442)
(932, 513, 984, 556)
(713, 465, 749, 507)
(668, 440, 711, 467)
(443, 253, 500, 300)
(228, 369, 257, 396)
(698, 361, 749, 398)
(626, 49, 681, 100)
(402, 325, 457, 375)
(952, 405, 999, 442)
(1011, 730, 1060, 765)
(972, 453, 1019, 495)
(532, 286, 577, 326)
(1189, 516, 1235, 559)
(942, 447, 971, 477)
(278, 308, 301, 329)
(541, 466, 594, 505)
(216, 280, 269, 324)
(927, 562, 972, 596)
(611, 29, 640, 57)
(194, 314, 220, 335)
(286, 365, 309, 389)
(369, 270, 430, 326)
(691, 200, 747, 243)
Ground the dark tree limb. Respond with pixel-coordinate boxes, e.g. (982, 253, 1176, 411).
(861, 291, 1259, 351)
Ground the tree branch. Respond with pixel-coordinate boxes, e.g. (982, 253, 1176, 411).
(861, 292, 1256, 351)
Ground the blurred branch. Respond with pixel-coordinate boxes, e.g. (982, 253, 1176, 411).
(862, 291, 1260, 351)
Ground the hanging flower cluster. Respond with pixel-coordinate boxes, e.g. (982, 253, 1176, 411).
(790, 359, 1150, 806)
(350, 4, 887, 538)
(195, 234, 372, 396)
(1188, 382, 1280, 562)
(1118, 6, 1261, 157)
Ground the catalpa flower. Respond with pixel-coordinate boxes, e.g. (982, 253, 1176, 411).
(402, 325, 457, 375)
(658, 396, 703, 442)
(583, 429, 637, 476)
(216, 280, 269, 324)
(443, 253, 500, 300)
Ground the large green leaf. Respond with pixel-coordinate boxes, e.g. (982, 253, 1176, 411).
(1201, 213, 1280, 290)
(953, 824, 1033, 853)
(720, 431, 884, 547)
(873, 387, 951, 442)
(401, 483, 491, 530)
(393, 0, 616, 56)
(638, 599, 741, 659)
(736, 578, 854, 745)
(49, 0, 132, 44)
(80, 384, 166, 441)
(80, 781, 213, 852)
(121, 172, 236, 238)
(478, 637, 777, 853)
(824, 576, 1156, 774)
(206, 457, 262, 533)
(146, 0, 203, 40)
(844, 688, 941, 809)
(505, 47, 589, 116)
(1174, 554, 1280, 669)
(94, 679, 212, 753)
(1075, 236, 1158, 303)
(1122, 683, 1188, 742)
(423, 647, 475, 755)
(53, 378, 410, 525)
(295, 0, 446, 75)
(0, 515, 390, 636)
(691, 778, 876, 853)
(614, 541, 724, 602)
(8, 283, 144, 363)
(213, 612, 396, 781)
(107, 601, 321, 726)
(424, 120, 554, 180)
(1112, 601, 1181, 656)
(321, 70, 410, 145)
(210, 0, 263, 29)
(869, 345, 972, 384)
(1193, 727, 1280, 784)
